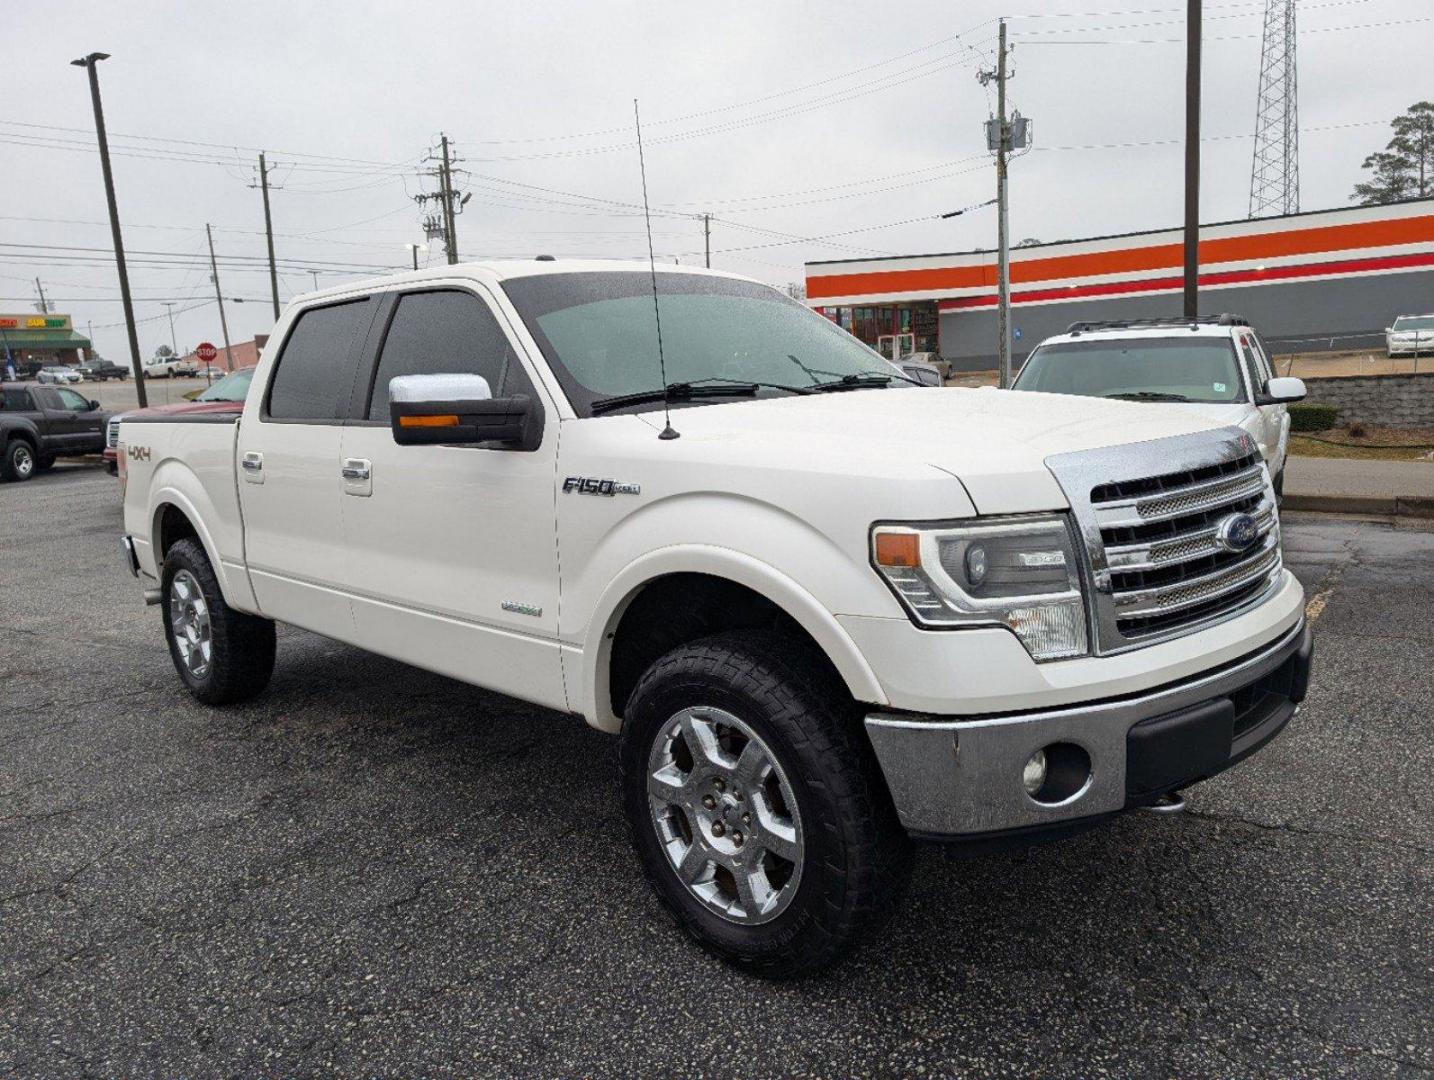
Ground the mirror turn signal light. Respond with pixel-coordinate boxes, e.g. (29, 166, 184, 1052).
(874, 532, 921, 568)
(398, 414, 460, 428)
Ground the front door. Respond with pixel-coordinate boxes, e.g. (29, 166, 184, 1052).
(337, 285, 566, 710)
(236, 295, 377, 637)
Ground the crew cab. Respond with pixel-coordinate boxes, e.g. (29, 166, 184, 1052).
(1012, 316, 1305, 495)
(118, 262, 1313, 976)
(1, 382, 110, 481)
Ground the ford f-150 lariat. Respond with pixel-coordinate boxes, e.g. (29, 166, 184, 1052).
(119, 261, 1313, 976)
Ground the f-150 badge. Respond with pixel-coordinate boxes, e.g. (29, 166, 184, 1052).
(563, 477, 640, 496)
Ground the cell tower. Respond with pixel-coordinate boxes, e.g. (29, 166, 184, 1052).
(1248, 0, 1299, 217)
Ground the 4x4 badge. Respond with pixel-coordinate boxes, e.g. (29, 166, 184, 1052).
(563, 477, 640, 496)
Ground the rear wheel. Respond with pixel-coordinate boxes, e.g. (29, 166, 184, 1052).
(620, 631, 910, 978)
(161, 538, 276, 705)
(2, 440, 37, 482)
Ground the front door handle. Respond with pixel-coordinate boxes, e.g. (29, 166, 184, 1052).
(341, 457, 373, 497)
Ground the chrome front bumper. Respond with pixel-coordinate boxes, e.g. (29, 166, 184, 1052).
(865, 619, 1312, 838)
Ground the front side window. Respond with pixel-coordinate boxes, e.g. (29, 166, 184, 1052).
(266, 298, 375, 421)
(1012, 337, 1246, 404)
(502, 272, 901, 417)
(366, 291, 523, 421)
(56, 387, 91, 411)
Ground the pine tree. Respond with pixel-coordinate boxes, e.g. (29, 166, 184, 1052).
(1353, 102, 1434, 205)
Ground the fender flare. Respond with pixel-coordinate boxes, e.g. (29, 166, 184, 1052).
(575, 544, 888, 733)
(146, 467, 255, 611)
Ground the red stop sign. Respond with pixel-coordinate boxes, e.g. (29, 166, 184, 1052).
(195, 342, 218, 364)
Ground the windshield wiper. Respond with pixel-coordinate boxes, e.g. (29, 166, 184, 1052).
(806, 372, 896, 393)
(590, 381, 760, 415)
(1105, 391, 1192, 403)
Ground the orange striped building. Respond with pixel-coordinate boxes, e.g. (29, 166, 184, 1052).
(805, 198, 1434, 370)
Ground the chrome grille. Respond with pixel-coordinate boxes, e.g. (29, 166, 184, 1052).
(106, 417, 121, 449)
(1046, 430, 1285, 655)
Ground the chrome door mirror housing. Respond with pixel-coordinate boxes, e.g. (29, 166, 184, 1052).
(388, 373, 543, 451)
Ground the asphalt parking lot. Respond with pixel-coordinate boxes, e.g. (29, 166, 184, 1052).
(2, 465, 1431, 1078)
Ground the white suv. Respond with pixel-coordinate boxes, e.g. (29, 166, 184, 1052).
(1012, 315, 1306, 494)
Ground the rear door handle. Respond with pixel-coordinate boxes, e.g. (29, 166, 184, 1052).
(241, 451, 264, 484)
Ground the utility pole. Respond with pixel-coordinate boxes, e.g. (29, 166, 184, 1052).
(34, 278, 50, 314)
(703, 213, 711, 269)
(71, 52, 146, 407)
(162, 302, 179, 354)
(1184, 0, 1202, 317)
(256, 152, 281, 320)
(206, 224, 235, 373)
(977, 21, 1017, 387)
(440, 134, 458, 264)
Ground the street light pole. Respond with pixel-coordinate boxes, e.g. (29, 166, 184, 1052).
(72, 52, 147, 407)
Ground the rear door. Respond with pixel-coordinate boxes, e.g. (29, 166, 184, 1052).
(236, 295, 378, 637)
(336, 284, 566, 708)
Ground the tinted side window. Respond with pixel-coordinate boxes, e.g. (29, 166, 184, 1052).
(367, 291, 522, 420)
(56, 388, 90, 411)
(2, 389, 33, 410)
(1237, 339, 1262, 401)
(266, 298, 374, 421)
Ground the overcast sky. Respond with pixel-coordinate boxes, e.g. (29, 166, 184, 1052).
(3, 0, 1428, 362)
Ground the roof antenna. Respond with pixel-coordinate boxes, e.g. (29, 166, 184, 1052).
(634, 98, 679, 441)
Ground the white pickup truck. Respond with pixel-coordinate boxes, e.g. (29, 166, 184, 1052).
(119, 261, 1313, 976)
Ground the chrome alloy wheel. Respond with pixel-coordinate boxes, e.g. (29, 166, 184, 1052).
(11, 444, 34, 478)
(647, 706, 804, 924)
(168, 569, 213, 679)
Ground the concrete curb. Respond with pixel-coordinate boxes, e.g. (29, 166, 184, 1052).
(1283, 493, 1434, 518)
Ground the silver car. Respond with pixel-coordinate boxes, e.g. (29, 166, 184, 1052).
(1386, 314, 1434, 357)
(36, 365, 83, 385)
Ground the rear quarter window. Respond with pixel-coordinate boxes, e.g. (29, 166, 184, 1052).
(265, 298, 376, 421)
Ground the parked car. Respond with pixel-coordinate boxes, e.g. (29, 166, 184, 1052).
(1011, 314, 1305, 495)
(104, 366, 254, 474)
(0, 382, 110, 481)
(1386, 313, 1434, 357)
(36, 365, 83, 385)
(78, 358, 129, 381)
(119, 263, 1311, 976)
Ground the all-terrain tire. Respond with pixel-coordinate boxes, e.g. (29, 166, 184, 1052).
(161, 538, 276, 705)
(620, 630, 911, 978)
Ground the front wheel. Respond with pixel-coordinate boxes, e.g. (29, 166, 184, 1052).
(161, 538, 276, 705)
(620, 631, 911, 978)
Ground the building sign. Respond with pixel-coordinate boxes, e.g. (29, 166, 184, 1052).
(0, 314, 72, 331)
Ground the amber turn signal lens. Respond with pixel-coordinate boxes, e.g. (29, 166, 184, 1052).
(398, 414, 460, 428)
(874, 532, 921, 568)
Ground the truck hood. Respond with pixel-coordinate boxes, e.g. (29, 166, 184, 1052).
(636, 387, 1238, 513)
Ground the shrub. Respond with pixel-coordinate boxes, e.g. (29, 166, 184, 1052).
(1289, 402, 1337, 432)
(1347, 421, 1368, 438)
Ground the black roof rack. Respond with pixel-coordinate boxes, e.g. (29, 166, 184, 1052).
(1066, 313, 1249, 334)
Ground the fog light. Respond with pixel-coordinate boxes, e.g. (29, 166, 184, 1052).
(1022, 748, 1048, 796)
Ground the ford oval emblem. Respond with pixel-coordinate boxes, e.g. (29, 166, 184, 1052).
(1215, 512, 1260, 553)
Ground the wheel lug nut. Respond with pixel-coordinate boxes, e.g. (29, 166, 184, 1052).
(733, 831, 744, 845)
(713, 778, 726, 792)
(742, 812, 751, 825)
(712, 822, 725, 837)
(702, 795, 716, 810)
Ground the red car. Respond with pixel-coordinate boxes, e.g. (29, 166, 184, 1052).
(105, 367, 255, 475)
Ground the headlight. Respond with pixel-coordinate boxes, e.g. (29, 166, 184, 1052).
(871, 515, 1089, 661)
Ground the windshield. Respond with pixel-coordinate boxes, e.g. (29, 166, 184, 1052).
(1012, 337, 1246, 404)
(501, 271, 902, 416)
(1393, 315, 1434, 331)
(196, 368, 254, 402)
